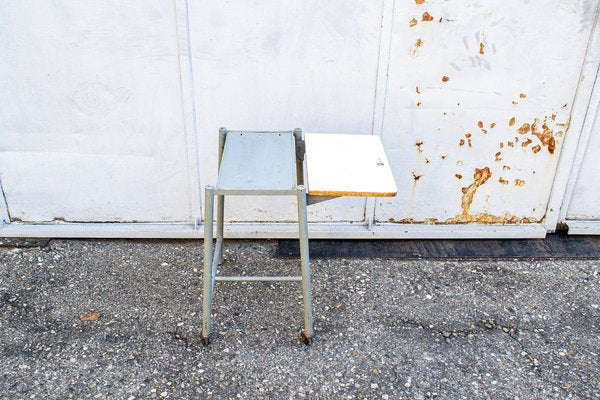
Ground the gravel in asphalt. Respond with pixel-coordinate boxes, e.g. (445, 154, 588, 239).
(0, 239, 598, 399)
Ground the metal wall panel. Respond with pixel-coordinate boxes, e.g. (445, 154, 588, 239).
(188, 0, 384, 222)
(0, 1, 193, 222)
(376, 0, 597, 225)
(0, 1, 598, 237)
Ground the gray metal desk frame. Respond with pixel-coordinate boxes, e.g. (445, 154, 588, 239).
(201, 128, 324, 345)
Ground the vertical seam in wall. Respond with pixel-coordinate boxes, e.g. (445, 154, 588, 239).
(0, 175, 11, 223)
(543, 0, 600, 230)
(173, 0, 203, 222)
(366, 0, 396, 225)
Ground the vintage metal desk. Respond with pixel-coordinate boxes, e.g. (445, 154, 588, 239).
(201, 128, 396, 345)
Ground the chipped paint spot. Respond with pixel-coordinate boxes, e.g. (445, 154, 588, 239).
(481, 129, 488, 134)
(512, 101, 518, 105)
(479, 42, 485, 55)
(465, 133, 472, 138)
(410, 18, 418, 27)
(532, 119, 556, 154)
(499, 178, 509, 185)
(509, 117, 515, 127)
(499, 142, 504, 148)
(442, 76, 449, 82)
(520, 93, 527, 98)
(507, 141, 514, 147)
(422, 12, 433, 21)
(477, 121, 484, 128)
(415, 38, 423, 47)
(495, 151, 502, 161)
(415, 0, 425, 4)
(517, 123, 531, 134)
(467, 138, 472, 147)
(417, 101, 422, 107)
(503, 165, 510, 171)
(532, 144, 541, 153)
(416, 86, 420, 94)
(515, 179, 525, 187)
(412, 172, 423, 181)
(490, 123, 496, 128)
(459, 138, 465, 146)
(521, 138, 532, 147)
(455, 174, 462, 179)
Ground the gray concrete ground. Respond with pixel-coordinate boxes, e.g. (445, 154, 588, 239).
(0, 239, 598, 399)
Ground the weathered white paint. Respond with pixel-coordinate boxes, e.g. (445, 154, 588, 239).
(189, 0, 384, 223)
(0, 1, 598, 238)
(565, 102, 600, 220)
(376, 0, 598, 225)
(547, 5, 600, 231)
(0, 2, 193, 222)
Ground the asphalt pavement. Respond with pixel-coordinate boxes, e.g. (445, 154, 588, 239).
(0, 239, 598, 399)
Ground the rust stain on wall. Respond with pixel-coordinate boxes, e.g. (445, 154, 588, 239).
(519, 93, 527, 98)
(515, 179, 526, 187)
(416, 86, 421, 94)
(415, 0, 425, 4)
(442, 75, 449, 82)
(479, 42, 485, 55)
(521, 138, 532, 147)
(517, 123, 531, 134)
(455, 173, 462, 179)
(422, 12, 433, 21)
(531, 119, 556, 154)
(445, 167, 534, 224)
(495, 151, 502, 161)
(410, 18, 418, 27)
(477, 121, 483, 128)
(490, 122, 496, 128)
(499, 178, 509, 185)
(532, 144, 541, 153)
(509, 117, 515, 127)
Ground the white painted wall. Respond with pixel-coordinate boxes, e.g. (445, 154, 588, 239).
(0, 1, 193, 222)
(0, 0, 599, 237)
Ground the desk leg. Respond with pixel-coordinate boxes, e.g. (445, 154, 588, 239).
(201, 186, 215, 345)
(296, 185, 314, 344)
(216, 194, 225, 264)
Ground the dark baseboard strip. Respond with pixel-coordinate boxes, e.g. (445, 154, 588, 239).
(278, 232, 600, 259)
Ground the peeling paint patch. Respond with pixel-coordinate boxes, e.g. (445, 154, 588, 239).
(415, 0, 425, 4)
(455, 173, 462, 179)
(416, 86, 420, 94)
(479, 42, 485, 55)
(532, 119, 556, 154)
(509, 117, 515, 127)
(442, 75, 449, 82)
(502, 165, 510, 171)
(532, 144, 541, 153)
(519, 93, 527, 98)
(422, 12, 433, 21)
(499, 178, 509, 185)
(495, 151, 502, 161)
(515, 179, 526, 187)
(410, 18, 418, 27)
(517, 123, 531, 134)
(521, 138, 532, 147)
